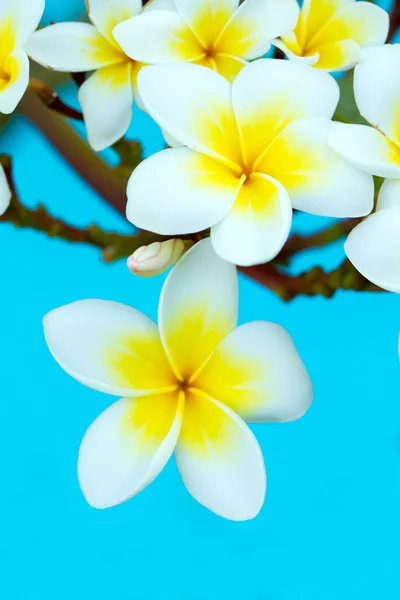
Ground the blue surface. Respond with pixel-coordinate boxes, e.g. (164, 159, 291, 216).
(1, 2, 399, 599)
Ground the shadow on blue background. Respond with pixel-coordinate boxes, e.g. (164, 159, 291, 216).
(0, 1, 399, 599)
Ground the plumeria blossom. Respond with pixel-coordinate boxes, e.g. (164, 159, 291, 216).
(328, 44, 400, 292)
(43, 240, 313, 521)
(0, 164, 11, 216)
(274, 0, 389, 72)
(113, 0, 300, 83)
(0, 0, 44, 114)
(26, 0, 148, 151)
(126, 59, 373, 267)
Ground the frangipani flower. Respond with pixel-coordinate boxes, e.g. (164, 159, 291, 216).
(0, 0, 44, 114)
(114, 0, 300, 82)
(328, 45, 400, 292)
(127, 238, 193, 277)
(43, 240, 313, 521)
(274, 0, 389, 72)
(126, 59, 373, 267)
(0, 164, 11, 215)
(26, 0, 147, 151)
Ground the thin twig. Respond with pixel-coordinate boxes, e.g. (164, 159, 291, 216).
(388, 0, 400, 41)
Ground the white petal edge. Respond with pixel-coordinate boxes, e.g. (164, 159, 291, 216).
(377, 179, 400, 212)
(0, 0, 44, 47)
(78, 393, 184, 509)
(126, 147, 240, 235)
(328, 122, 400, 178)
(195, 321, 314, 423)
(345, 208, 400, 294)
(0, 165, 11, 216)
(0, 50, 29, 115)
(211, 173, 293, 266)
(175, 392, 266, 521)
(78, 63, 133, 151)
(43, 299, 172, 397)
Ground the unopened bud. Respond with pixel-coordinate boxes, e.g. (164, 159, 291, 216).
(127, 239, 193, 277)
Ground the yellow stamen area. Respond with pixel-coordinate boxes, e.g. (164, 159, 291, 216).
(103, 330, 177, 392)
(0, 17, 17, 90)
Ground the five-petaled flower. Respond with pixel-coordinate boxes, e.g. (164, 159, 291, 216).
(126, 59, 374, 267)
(43, 240, 313, 521)
(328, 44, 400, 293)
(274, 0, 389, 72)
(26, 0, 148, 151)
(113, 0, 299, 82)
(0, 0, 44, 114)
(0, 164, 11, 216)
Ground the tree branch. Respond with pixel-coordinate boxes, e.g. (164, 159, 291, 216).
(388, 0, 400, 41)
(17, 91, 128, 213)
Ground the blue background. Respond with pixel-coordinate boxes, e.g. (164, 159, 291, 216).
(0, 1, 399, 598)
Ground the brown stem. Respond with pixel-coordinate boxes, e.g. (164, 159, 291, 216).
(29, 78, 84, 121)
(388, 0, 400, 41)
(276, 218, 361, 263)
(18, 91, 128, 213)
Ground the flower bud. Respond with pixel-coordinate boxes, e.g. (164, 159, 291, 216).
(127, 239, 193, 277)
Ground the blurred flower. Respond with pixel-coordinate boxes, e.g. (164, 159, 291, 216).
(126, 59, 374, 267)
(0, 0, 44, 114)
(43, 239, 313, 521)
(127, 238, 193, 277)
(0, 164, 11, 215)
(26, 0, 146, 151)
(274, 0, 389, 72)
(328, 44, 400, 292)
(113, 0, 300, 82)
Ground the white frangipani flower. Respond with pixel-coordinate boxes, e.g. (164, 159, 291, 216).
(26, 0, 146, 151)
(114, 0, 300, 82)
(0, 164, 11, 216)
(328, 44, 400, 292)
(0, 0, 44, 114)
(274, 0, 389, 73)
(43, 239, 313, 521)
(126, 59, 374, 267)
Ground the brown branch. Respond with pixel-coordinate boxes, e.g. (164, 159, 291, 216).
(276, 218, 361, 263)
(18, 91, 128, 213)
(29, 79, 84, 121)
(388, 0, 400, 41)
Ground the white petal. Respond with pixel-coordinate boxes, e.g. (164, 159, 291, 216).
(78, 392, 184, 509)
(211, 173, 292, 266)
(0, 0, 44, 47)
(377, 179, 400, 212)
(162, 129, 184, 148)
(345, 208, 400, 294)
(43, 299, 176, 397)
(261, 118, 374, 218)
(354, 45, 400, 144)
(126, 147, 240, 234)
(310, 39, 361, 72)
(232, 58, 339, 167)
(113, 10, 203, 63)
(137, 63, 242, 169)
(26, 23, 124, 72)
(0, 50, 29, 114)
(194, 321, 313, 422)
(159, 238, 238, 381)
(86, 0, 142, 45)
(272, 38, 319, 66)
(175, 0, 239, 49)
(0, 165, 11, 216)
(78, 63, 133, 151)
(308, 1, 389, 50)
(328, 122, 400, 178)
(216, 0, 300, 60)
(175, 391, 266, 521)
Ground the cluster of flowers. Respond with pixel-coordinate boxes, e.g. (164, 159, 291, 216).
(1, 0, 399, 520)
